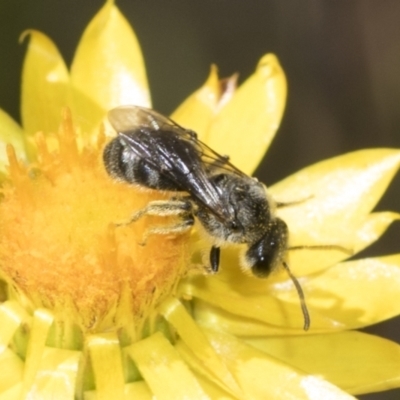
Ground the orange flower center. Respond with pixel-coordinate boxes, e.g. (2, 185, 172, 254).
(0, 110, 189, 333)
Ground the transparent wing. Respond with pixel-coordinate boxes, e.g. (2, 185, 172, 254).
(108, 105, 247, 178)
(108, 105, 248, 221)
(108, 105, 180, 134)
(190, 135, 246, 178)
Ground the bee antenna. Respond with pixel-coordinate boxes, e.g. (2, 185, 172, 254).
(282, 261, 310, 331)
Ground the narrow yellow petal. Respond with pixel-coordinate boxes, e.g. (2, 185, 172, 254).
(0, 383, 22, 400)
(271, 149, 400, 275)
(126, 332, 210, 400)
(87, 333, 125, 400)
(0, 349, 24, 394)
(85, 382, 153, 400)
(71, 1, 150, 136)
(0, 301, 30, 351)
(171, 66, 220, 140)
(303, 254, 400, 329)
(27, 347, 81, 400)
(194, 374, 237, 400)
(180, 274, 325, 333)
(123, 382, 153, 399)
(20, 31, 72, 141)
(175, 340, 240, 400)
(207, 54, 287, 174)
(204, 329, 356, 400)
(0, 109, 26, 169)
(192, 300, 307, 337)
(21, 309, 54, 399)
(246, 331, 400, 395)
(159, 297, 242, 396)
(188, 253, 400, 332)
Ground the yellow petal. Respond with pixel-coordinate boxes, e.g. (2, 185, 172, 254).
(0, 301, 30, 352)
(0, 349, 24, 394)
(271, 149, 400, 275)
(171, 66, 220, 140)
(87, 333, 125, 400)
(203, 328, 356, 400)
(0, 109, 26, 170)
(352, 211, 400, 253)
(193, 300, 288, 337)
(27, 347, 81, 399)
(71, 0, 150, 136)
(207, 54, 287, 175)
(123, 382, 153, 399)
(20, 31, 72, 142)
(21, 309, 54, 399)
(284, 211, 400, 277)
(194, 374, 237, 400)
(246, 331, 400, 395)
(189, 253, 400, 332)
(0, 382, 22, 400)
(303, 254, 400, 329)
(180, 274, 326, 333)
(159, 297, 241, 396)
(126, 332, 210, 400)
(84, 382, 154, 400)
(175, 340, 240, 399)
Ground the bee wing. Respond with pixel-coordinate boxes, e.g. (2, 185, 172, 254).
(109, 105, 248, 177)
(108, 105, 235, 221)
(108, 105, 180, 134)
(191, 137, 247, 178)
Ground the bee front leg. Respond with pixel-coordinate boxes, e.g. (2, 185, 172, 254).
(209, 246, 220, 273)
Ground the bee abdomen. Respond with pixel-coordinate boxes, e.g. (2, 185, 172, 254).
(103, 138, 129, 181)
(103, 137, 181, 191)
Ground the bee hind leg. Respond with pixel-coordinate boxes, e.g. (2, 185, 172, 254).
(113, 198, 195, 245)
(115, 199, 193, 226)
(139, 213, 195, 246)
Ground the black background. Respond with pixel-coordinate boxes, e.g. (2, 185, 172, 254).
(1, 1, 400, 399)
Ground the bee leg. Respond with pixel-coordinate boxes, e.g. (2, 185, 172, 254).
(116, 199, 192, 226)
(139, 214, 195, 246)
(209, 246, 220, 273)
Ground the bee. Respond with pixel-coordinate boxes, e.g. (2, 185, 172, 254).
(103, 105, 309, 329)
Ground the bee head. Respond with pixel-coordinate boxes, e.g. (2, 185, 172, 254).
(244, 217, 288, 277)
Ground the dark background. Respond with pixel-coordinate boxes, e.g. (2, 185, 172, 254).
(1, 1, 400, 398)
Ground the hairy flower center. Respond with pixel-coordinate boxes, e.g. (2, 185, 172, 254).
(0, 111, 189, 333)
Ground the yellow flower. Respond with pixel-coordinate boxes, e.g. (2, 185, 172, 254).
(0, 1, 400, 399)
